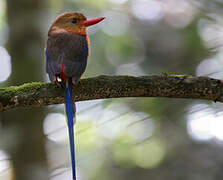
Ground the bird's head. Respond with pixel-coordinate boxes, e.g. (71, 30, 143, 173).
(48, 12, 105, 35)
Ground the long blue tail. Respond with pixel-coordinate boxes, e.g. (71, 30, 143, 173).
(64, 82, 76, 180)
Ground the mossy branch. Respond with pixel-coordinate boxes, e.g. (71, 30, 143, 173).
(0, 75, 223, 111)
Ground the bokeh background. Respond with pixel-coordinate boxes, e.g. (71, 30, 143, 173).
(1, 0, 223, 180)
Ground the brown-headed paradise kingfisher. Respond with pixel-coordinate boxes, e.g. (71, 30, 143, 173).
(45, 12, 105, 180)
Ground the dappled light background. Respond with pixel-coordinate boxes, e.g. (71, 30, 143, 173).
(1, 0, 223, 179)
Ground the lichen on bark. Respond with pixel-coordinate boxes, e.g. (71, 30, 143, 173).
(0, 75, 223, 111)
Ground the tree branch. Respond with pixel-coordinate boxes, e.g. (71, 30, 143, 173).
(0, 75, 223, 111)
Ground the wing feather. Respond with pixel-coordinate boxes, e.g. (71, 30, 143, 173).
(46, 32, 88, 83)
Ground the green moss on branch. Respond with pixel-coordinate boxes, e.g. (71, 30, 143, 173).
(0, 75, 223, 111)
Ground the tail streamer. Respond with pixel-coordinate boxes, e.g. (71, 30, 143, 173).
(64, 82, 76, 180)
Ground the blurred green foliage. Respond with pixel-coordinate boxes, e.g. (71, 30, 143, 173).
(1, 0, 223, 180)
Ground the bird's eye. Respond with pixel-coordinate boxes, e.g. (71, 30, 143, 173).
(71, 18, 77, 24)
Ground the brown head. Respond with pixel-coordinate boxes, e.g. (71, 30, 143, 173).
(48, 12, 105, 35)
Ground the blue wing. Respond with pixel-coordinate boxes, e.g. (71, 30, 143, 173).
(45, 48, 62, 82)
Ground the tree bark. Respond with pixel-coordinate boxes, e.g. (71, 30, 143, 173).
(1, 75, 223, 111)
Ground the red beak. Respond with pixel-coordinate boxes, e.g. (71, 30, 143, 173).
(84, 17, 105, 27)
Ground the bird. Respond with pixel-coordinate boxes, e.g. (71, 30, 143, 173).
(45, 12, 105, 180)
